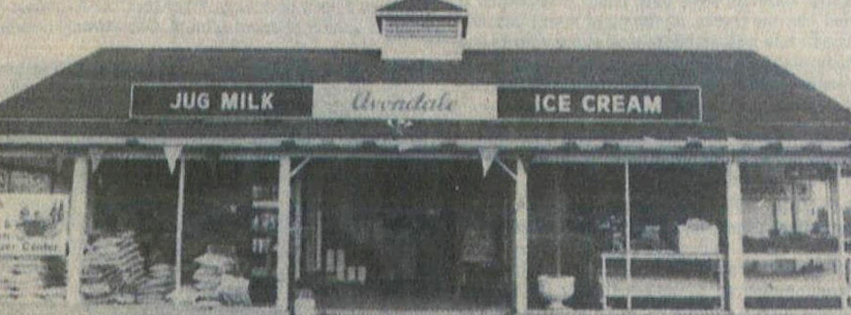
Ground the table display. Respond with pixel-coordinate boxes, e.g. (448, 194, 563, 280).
(601, 250, 725, 310)
(743, 254, 846, 297)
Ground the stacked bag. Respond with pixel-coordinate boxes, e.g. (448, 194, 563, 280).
(0, 257, 63, 302)
(137, 263, 174, 304)
(81, 231, 145, 304)
(193, 251, 252, 306)
(80, 265, 117, 303)
(193, 252, 235, 301)
(168, 250, 250, 307)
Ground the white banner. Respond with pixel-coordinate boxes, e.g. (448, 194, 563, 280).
(313, 84, 497, 120)
(0, 194, 69, 256)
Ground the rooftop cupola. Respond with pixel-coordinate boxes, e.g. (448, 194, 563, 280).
(376, 0, 468, 60)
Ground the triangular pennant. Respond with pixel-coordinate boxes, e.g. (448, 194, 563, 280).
(88, 148, 104, 173)
(164, 146, 183, 175)
(479, 147, 498, 177)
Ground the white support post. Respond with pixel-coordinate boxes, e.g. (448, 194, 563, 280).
(514, 159, 528, 314)
(727, 161, 745, 313)
(277, 157, 292, 311)
(67, 157, 89, 305)
(175, 157, 186, 291)
(316, 210, 323, 272)
(624, 162, 632, 310)
(836, 164, 847, 310)
(293, 177, 303, 282)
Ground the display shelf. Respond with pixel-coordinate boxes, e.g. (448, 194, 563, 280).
(604, 277, 722, 297)
(600, 250, 725, 310)
(603, 250, 723, 260)
(252, 200, 279, 209)
(743, 252, 842, 261)
(743, 274, 846, 297)
(742, 252, 847, 298)
(249, 196, 279, 281)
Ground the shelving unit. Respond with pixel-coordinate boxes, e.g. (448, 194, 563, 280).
(601, 250, 725, 310)
(742, 252, 846, 298)
(249, 199, 278, 278)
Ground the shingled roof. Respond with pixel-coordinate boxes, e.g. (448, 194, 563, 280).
(0, 48, 849, 141)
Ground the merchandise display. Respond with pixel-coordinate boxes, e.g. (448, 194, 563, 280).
(677, 219, 719, 253)
(249, 187, 278, 280)
(167, 250, 251, 307)
(0, 257, 63, 302)
(81, 231, 145, 304)
(193, 251, 236, 297)
(137, 263, 174, 304)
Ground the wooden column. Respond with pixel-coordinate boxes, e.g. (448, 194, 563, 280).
(514, 159, 529, 313)
(67, 157, 89, 305)
(277, 157, 292, 311)
(726, 161, 745, 313)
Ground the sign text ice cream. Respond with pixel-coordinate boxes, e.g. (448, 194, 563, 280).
(497, 86, 702, 122)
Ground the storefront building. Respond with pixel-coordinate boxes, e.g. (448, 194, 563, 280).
(3, 0, 851, 314)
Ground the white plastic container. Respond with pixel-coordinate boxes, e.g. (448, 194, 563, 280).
(346, 266, 356, 282)
(335, 249, 346, 281)
(325, 249, 335, 273)
(677, 219, 719, 253)
(294, 290, 317, 315)
(357, 266, 367, 284)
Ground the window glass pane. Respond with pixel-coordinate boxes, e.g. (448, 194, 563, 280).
(181, 161, 272, 307)
(528, 164, 624, 310)
(85, 161, 177, 305)
(741, 163, 843, 309)
(741, 164, 837, 253)
(623, 164, 726, 310)
(299, 160, 511, 310)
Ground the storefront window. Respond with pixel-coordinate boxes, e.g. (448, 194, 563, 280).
(741, 164, 844, 309)
(529, 164, 726, 310)
(298, 160, 511, 310)
(0, 157, 71, 304)
(178, 161, 271, 307)
(529, 164, 624, 310)
(84, 159, 293, 308)
(619, 164, 726, 310)
(84, 161, 177, 305)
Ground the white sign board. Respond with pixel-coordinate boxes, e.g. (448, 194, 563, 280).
(0, 194, 69, 256)
(313, 84, 497, 120)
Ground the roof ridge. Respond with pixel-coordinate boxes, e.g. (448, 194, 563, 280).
(377, 0, 466, 13)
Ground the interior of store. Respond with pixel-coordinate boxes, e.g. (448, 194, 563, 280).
(82, 159, 516, 310)
(298, 160, 513, 310)
(7, 157, 846, 311)
(741, 164, 844, 309)
(528, 164, 727, 310)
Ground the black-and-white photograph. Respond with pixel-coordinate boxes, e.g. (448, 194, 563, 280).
(1, 0, 850, 314)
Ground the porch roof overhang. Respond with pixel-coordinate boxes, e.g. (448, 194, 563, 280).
(2, 135, 851, 164)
